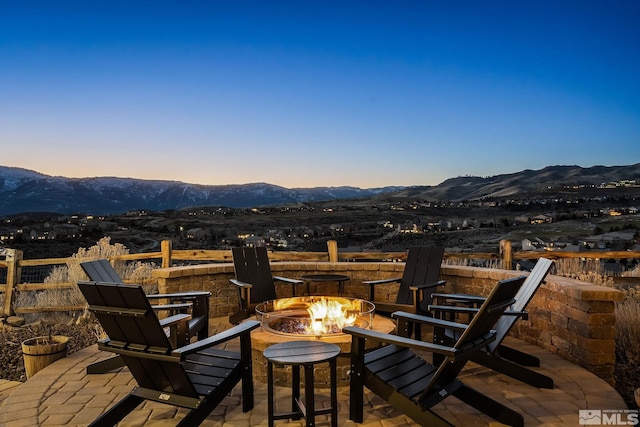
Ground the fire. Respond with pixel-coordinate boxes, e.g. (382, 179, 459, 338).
(271, 296, 361, 335)
(306, 297, 360, 335)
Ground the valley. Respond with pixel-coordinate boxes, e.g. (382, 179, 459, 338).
(3, 186, 639, 261)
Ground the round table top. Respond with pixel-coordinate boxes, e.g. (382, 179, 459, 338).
(300, 274, 349, 282)
(263, 340, 341, 365)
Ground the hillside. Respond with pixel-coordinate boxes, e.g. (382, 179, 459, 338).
(0, 166, 402, 215)
(1, 163, 639, 215)
(384, 164, 640, 201)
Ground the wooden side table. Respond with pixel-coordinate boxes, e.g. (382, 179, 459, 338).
(263, 341, 340, 427)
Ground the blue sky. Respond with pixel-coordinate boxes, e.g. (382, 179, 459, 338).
(1, 1, 639, 188)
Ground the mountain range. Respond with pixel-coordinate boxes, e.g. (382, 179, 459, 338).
(0, 163, 638, 216)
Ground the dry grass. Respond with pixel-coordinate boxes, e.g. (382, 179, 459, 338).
(14, 237, 157, 323)
(614, 294, 640, 409)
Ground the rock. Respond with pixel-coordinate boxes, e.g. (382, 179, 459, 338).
(6, 316, 25, 327)
(23, 319, 43, 328)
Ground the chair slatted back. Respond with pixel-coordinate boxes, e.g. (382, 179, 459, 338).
(396, 247, 444, 309)
(78, 281, 199, 397)
(487, 258, 552, 353)
(81, 259, 122, 283)
(421, 275, 526, 400)
(232, 247, 277, 303)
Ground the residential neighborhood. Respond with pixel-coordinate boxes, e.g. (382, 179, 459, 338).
(1, 193, 638, 265)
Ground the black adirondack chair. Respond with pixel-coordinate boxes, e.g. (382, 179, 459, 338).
(362, 246, 445, 337)
(344, 275, 527, 427)
(228, 246, 303, 324)
(429, 257, 554, 388)
(78, 280, 260, 427)
(80, 259, 211, 373)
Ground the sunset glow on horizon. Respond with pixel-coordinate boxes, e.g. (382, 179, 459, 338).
(1, 1, 639, 188)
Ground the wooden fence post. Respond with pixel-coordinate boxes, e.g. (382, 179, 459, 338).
(161, 240, 172, 268)
(3, 249, 22, 316)
(327, 240, 338, 263)
(500, 240, 512, 270)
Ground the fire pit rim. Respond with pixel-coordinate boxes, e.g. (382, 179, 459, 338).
(255, 295, 375, 337)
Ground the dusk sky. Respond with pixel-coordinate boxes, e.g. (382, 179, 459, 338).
(1, 1, 639, 188)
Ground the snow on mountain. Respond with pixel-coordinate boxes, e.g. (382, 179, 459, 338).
(0, 166, 404, 215)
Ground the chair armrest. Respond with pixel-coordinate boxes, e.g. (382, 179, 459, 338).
(392, 310, 469, 332)
(152, 302, 192, 312)
(409, 280, 446, 291)
(429, 304, 480, 316)
(362, 277, 401, 286)
(431, 292, 486, 304)
(159, 313, 191, 328)
(273, 276, 304, 285)
(505, 310, 528, 320)
(173, 320, 260, 357)
(147, 291, 211, 301)
(230, 278, 252, 288)
(343, 326, 459, 357)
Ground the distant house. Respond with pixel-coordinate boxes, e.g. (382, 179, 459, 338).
(186, 228, 207, 241)
(546, 241, 581, 252)
(53, 224, 80, 238)
(244, 235, 265, 247)
(0, 228, 16, 242)
(515, 214, 553, 224)
(29, 229, 55, 240)
(522, 238, 546, 251)
(397, 222, 421, 233)
(583, 230, 637, 250)
(531, 214, 553, 224)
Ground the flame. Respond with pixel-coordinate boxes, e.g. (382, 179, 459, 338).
(306, 297, 360, 335)
(267, 296, 366, 335)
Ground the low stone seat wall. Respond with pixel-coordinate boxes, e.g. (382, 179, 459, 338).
(152, 261, 625, 385)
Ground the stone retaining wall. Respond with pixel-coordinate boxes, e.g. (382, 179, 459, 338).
(152, 261, 624, 385)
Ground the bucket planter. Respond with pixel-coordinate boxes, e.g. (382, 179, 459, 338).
(21, 335, 69, 379)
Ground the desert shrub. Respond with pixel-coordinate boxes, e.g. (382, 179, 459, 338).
(553, 258, 614, 287)
(14, 237, 157, 322)
(442, 257, 502, 269)
(616, 296, 640, 365)
(614, 293, 640, 408)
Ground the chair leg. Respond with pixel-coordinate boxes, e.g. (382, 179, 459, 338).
(454, 384, 524, 427)
(89, 394, 144, 427)
(349, 338, 365, 423)
(229, 310, 250, 325)
(240, 331, 255, 412)
(86, 355, 124, 374)
(472, 351, 554, 389)
(496, 344, 541, 367)
(304, 364, 316, 427)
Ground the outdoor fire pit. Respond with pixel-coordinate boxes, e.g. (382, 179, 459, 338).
(255, 296, 375, 337)
(250, 295, 395, 386)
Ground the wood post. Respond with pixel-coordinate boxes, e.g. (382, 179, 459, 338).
(161, 240, 172, 268)
(327, 240, 338, 263)
(3, 249, 22, 316)
(500, 240, 512, 270)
